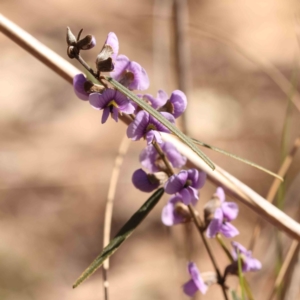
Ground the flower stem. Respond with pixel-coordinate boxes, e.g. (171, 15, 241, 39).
(216, 234, 233, 262)
(187, 205, 229, 300)
(152, 141, 175, 177)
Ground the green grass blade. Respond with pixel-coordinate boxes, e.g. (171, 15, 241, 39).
(106, 77, 215, 170)
(73, 188, 164, 288)
(237, 250, 246, 300)
(191, 138, 283, 181)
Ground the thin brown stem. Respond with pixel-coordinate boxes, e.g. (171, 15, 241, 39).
(102, 136, 131, 300)
(267, 241, 300, 300)
(152, 140, 175, 176)
(188, 205, 229, 300)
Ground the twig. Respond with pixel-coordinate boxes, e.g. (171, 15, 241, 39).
(267, 241, 300, 300)
(102, 135, 131, 300)
(248, 137, 300, 251)
(2, 14, 300, 241)
(173, 0, 190, 134)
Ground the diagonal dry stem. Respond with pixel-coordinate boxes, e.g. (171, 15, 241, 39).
(2, 14, 300, 241)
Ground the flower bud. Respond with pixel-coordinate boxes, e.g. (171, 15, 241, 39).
(77, 35, 96, 50)
(66, 27, 77, 46)
(203, 194, 221, 228)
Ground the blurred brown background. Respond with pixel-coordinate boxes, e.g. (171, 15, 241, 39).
(1, 0, 300, 299)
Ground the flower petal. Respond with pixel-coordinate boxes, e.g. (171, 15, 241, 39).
(140, 145, 158, 172)
(105, 32, 119, 60)
(161, 196, 185, 226)
(127, 111, 149, 141)
(101, 107, 110, 124)
(132, 169, 159, 192)
(127, 60, 150, 91)
(183, 279, 198, 297)
(73, 74, 89, 100)
(222, 202, 239, 221)
(188, 262, 208, 294)
(206, 208, 223, 238)
(162, 142, 187, 169)
(169, 90, 187, 118)
(164, 170, 188, 194)
(220, 222, 239, 238)
(110, 54, 130, 80)
(216, 187, 225, 203)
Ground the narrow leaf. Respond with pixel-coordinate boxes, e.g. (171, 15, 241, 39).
(73, 188, 164, 288)
(237, 250, 246, 300)
(106, 77, 215, 170)
(192, 137, 283, 181)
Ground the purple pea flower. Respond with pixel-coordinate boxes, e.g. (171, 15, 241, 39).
(110, 55, 149, 91)
(132, 169, 166, 193)
(164, 169, 206, 205)
(183, 262, 208, 296)
(140, 142, 187, 172)
(143, 89, 187, 118)
(231, 241, 262, 272)
(161, 195, 187, 226)
(73, 74, 89, 101)
(89, 88, 135, 123)
(206, 187, 239, 238)
(127, 110, 175, 145)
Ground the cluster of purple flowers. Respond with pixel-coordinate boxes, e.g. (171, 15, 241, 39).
(72, 31, 261, 298)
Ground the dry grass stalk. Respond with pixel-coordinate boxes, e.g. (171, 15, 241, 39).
(1, 13, 300, 241)
(102, 135, 131, 300)
(248, 137, 300, 251)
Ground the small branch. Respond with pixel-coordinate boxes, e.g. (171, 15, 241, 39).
(102, 135, 130, 300)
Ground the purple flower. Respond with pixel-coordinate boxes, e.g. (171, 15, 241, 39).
(164, 169, 206, 205)
(73, 74, 89, 101)
(231, 242, 262, 273)
(89, 88, 135, 123)
(206, 187, 239, 238)
(110, 55, 149, 91)
(132, 169, 160, 193)
(161, 195, 187, 226)
(140, 142, 187, 172)
(127, 110, 175, 144)
(143, 89, 187, 118)
(183, 262, 208, 296)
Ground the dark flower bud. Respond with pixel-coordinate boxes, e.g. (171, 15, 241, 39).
(95, 45, 114, 72)
(77, 35, 96, 50)
(66, 27, 77, 46)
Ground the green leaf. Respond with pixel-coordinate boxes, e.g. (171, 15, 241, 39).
(106, 77, 215, 170)
(191, 138, 283, 181)
(73, 188, 164, 288)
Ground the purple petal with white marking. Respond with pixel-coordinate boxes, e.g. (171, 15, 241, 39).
(127, 60, 149, 91)
(110, 55, 130, 80)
